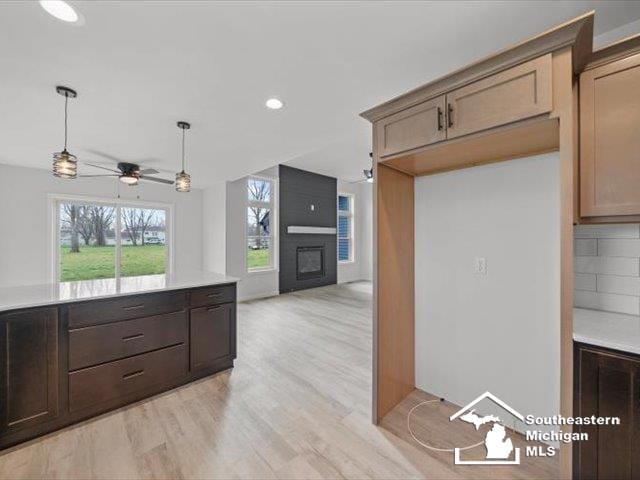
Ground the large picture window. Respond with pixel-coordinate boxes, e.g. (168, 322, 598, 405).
(338, 194, 354, 263)
(246, 177, 275, 271)
(55, 198, 170, 283)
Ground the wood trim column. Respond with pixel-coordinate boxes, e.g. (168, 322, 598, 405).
(551, 46, 576, 480)
(374, 163, 415, 422)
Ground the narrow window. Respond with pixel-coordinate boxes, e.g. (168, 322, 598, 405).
(247, 177, 274, 271)
(338, 194, 354, 263)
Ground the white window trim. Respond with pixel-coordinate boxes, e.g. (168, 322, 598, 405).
(245, 176, 278, 274)
(337, 192, 355, 264)
(47, 193, 175, 283)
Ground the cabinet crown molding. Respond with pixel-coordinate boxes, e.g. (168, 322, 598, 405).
(360, 11, 594, 123)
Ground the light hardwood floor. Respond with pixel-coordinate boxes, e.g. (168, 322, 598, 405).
(0, 282, 557, 479)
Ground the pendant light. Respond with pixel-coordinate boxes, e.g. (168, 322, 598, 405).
(175, 121, 191, 192)
(52, 86, 78, 179)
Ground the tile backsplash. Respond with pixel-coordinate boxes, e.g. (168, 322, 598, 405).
(574, 224, 640, 315)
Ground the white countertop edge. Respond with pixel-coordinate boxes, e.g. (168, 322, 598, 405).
(0, 271, 238, 314)
(573, 307, 640, 356)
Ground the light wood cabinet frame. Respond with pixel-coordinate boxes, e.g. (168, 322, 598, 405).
(376, 95, 446, 158)
(446, 54, 552, 139)
(580, 52, 640, 217)
(363, 13, 593, 480)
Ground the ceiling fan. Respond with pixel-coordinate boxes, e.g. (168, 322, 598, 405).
(80, 162, 174, 186)
(50, 86, 177, 188)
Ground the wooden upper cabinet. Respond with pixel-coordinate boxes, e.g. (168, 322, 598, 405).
(580, 52, 640, 217)
(0, 308, 59, 433)
(376, 95, 446, 157)
(446, 54, 552, 139)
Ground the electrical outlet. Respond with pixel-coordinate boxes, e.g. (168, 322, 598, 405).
(474, 257, 487, 275)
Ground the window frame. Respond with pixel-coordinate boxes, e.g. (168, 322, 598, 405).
(337, 193, 355, 264)
(48, 194, 174, 283)
(245, 175, 277, 273)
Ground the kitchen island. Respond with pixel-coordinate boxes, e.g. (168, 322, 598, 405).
(0, 271, 237, 449)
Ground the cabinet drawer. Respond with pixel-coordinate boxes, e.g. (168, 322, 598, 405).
(190, 284, 236, 308)
(376, 95, 446, 157)
(446, 54, 552, 139)
(68, 291, 187, 328)
(190, 303, 236, 371)
(69, 310, 187, 371)
(69, 344, 187, 412)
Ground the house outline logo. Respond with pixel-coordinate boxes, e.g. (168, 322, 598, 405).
(449, 391, 524, 465)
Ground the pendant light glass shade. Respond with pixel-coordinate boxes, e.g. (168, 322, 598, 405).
(175, 121, 191, 193)
(175, 171, 191, 192)
(53, 86, 78, 179)
(53, 150, 77, 178)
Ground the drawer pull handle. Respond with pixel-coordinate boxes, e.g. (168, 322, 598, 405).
(123, 370, 145, 380)
(122, 333, 144, 341)
(207, 306, 222, 313)
(123, 304, 145, 311)
(437, 107, 443, 131)
(206, 293, 223, 298)
(447, 103, 454, 128)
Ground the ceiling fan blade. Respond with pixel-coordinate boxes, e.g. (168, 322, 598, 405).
(83, 162, 121, 174)
(140, 175, 174, 185)
(77, 174, 119, 178)
(86, 149, 126, 163)
(138, 168, 159, 175)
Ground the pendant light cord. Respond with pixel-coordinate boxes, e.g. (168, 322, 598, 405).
(181, 127, 186, 173)
(64, 93, 69, 151)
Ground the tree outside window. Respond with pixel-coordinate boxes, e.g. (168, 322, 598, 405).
(58, 201, 168, 282)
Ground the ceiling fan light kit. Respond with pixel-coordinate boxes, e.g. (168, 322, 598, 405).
(175, 121, 191, 193)
(52, 86, 78, 179)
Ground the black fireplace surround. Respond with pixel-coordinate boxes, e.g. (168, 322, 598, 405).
(279, 165, 337, 293)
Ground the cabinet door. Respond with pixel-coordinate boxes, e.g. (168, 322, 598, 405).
(0, 308, 59, 433)
(190, 303, 236, 371)
(445, 54, 552, 139)
(580, 53, 640, 217)
(376, 95, 446, 157)
(576, 346, 640, 479)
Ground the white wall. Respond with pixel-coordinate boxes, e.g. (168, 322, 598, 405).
(0, 163, 203, 288)
(414, 153, 560, 432)
(225, 166, 279, 301)
(337, 180, 373, 283)
(202, 182, 227, 274)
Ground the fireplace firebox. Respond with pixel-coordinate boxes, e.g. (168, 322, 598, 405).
(296, 246, 325, 281)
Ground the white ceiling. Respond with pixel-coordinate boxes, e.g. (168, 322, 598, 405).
(1, 1, 639, 186)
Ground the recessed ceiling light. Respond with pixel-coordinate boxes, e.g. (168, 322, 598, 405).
(265, 98, 284, 110)
(39, 0, 79, 23)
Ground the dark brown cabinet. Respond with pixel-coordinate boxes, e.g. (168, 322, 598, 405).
(574, 343, 640, 479)
(0, 282, 236, 450)
(0, 308, 59, 433)
(190, 303, 235, 371)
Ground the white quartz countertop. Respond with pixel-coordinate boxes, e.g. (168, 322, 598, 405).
(574, 307, 640, 355)
(0, 270, 238, 313)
